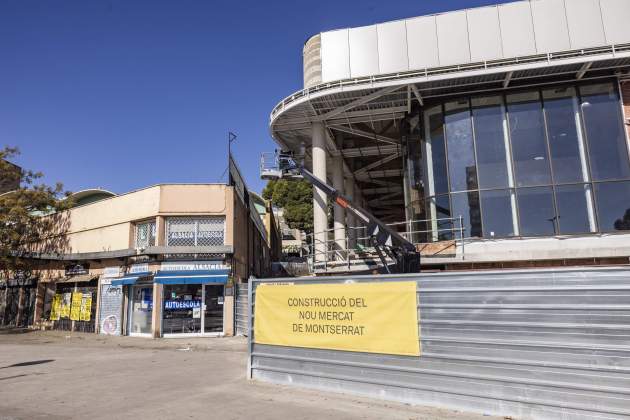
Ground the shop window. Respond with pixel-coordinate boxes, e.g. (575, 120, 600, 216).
(594, 181, 630, 232)
(445, 99, 478, 192)
(472, 95, 509, 189)
(516, 187, 557, 237)
(166, 217, 225, 247)
(135, 220, 156, 249)
(479, 189, 514, 238)
(580, 83, 630, 182)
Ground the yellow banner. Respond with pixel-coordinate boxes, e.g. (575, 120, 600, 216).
(79, 295, 92, 322)
(70, 292, 83, 321)
(60, 293, 72, 318)
(50, 295, 61, 321)
(254, 281, 420, 356)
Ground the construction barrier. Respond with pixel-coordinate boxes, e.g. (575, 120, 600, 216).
(247, 267, 630, 419)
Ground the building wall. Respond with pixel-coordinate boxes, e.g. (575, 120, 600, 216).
(54, 184, 234, 253)
(0, 160, 20, 194)
(316, 0, 630, 84)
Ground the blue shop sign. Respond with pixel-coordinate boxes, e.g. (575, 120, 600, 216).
(164, 300, 201, 310)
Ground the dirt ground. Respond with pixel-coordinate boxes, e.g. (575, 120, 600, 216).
(0, 329, 501, 420)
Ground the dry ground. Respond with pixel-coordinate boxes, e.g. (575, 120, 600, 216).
(0, 329, 501, 420)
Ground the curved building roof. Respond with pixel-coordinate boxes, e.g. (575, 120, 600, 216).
(270, 0, 630, 157)
(67, 189, 117, 208)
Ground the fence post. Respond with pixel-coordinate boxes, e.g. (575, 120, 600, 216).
(247, 277, 254, 380)
(459, 215, 465, 260)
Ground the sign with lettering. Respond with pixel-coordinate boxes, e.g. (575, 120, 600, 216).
(254, 282, 420, 356)
(69, 292, 83, 321)
(160, 261, 227, 271)
(164, 300, 201, 310)
(102, 267, 123, 278)
(65, 263, 89, 276)
(128, 263, 149, 274)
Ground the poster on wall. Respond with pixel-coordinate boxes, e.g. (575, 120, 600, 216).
(79, 294, 92, 322)
(99, 284, 123, 335)
(70, 292, 83, 321)
(60, 293, 72, 318)
(50, 295, 62, 321)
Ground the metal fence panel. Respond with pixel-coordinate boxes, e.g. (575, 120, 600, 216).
(248, 267, 630, 419)
(236, 283, 249, 336)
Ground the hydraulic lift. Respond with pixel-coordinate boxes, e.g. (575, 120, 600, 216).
(261, 151, 420, 274)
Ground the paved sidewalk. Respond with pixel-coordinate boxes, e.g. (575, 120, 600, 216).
(0, 330, 502, 420)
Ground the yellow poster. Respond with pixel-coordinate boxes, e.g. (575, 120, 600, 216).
(70, 292, 83, 321)
(50, 295, 62, 321)
(254, 281, 420, 356)
(79, 294, 92, 322)
(60, 293, 72, 318)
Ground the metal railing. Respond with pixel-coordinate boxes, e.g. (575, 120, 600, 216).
(305, 216, 466, 273)
(270, 43, 630, 123)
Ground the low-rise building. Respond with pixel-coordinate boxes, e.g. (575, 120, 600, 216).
(1, 179, 276, 337)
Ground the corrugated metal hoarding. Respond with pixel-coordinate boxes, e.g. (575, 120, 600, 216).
(247, 267, 630, 419)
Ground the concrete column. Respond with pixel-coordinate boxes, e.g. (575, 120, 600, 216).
(151, 282, 163, 338)
(345, 178, 356, 250)
(312, 122, 328, 263)
(332, 156, 346, 256)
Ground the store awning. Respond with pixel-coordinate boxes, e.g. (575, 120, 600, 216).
(56, 274, 99, 284)
(110, 271, 152, 287)
(153, 269, 229, 285)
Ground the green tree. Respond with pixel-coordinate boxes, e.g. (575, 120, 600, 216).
(262, 179, 313, 234)
(0, 147, 72, 278)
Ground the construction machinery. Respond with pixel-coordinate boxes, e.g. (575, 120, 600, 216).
(261, 150, 420, 274)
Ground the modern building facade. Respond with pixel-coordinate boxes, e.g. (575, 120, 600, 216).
(270, 0, 630, 270)
(0, 179, 277, 336)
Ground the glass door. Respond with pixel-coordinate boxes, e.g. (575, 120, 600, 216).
(203, 285, 224, 334)
(128, 285, 153, 336)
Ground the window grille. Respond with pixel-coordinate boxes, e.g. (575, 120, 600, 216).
(166, 217, 225, 247)
(135, 220, 156, 248)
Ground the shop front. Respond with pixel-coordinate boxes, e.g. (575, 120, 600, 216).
(45, 264, 99, 332)
(110, 263, 154, 337)
(154, 262, 229, 337)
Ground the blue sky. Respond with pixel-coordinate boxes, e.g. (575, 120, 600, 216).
(0, 0, 516, 195)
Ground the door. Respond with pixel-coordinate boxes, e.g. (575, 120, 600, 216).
(128, 285, 153, 336)
(203, 285, 224, 334)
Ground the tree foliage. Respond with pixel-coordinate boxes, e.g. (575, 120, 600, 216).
(0, 147, 72, 277)
(262, 179, 313, 234)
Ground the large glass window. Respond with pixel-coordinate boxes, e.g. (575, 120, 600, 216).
(426, 106, 449, 195)
(166, 217, 225, 247)
(543, 87, 585, 184)
(419, 81, 630, 240)
(162, 284, 202, 334)
(445, 99, 478, 192)
(580, 83, 630, 181)
(432, 195, 452, 241)
(480, 190, 514, 238)
(555, 184, 592, 234)
(594, 181, 630, 232)
(517, 187, 557, 236)
(451, 191, 482, 238)
(507, 91, 552, 187)
(472, 95, 509, 189)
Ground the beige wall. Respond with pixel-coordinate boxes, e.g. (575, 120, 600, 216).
(58, 184, 234, 253)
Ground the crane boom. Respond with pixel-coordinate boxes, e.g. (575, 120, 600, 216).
(268, 151, 420, 274)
